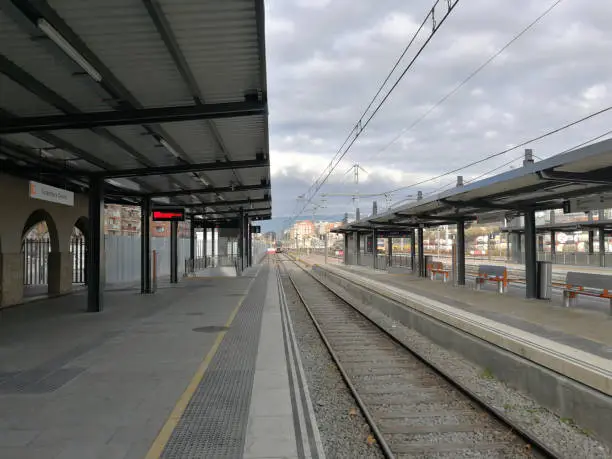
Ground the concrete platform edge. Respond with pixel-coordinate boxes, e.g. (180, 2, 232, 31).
(312, 264, 612, 447)
(320, 264, 612, 395)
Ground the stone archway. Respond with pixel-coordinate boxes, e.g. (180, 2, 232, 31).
(21, 209, 61, 295)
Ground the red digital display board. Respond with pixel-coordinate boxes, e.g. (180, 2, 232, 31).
(152, 208, 185, 221)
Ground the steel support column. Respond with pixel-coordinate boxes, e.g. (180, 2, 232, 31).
(355, 232, 361, 265)
(170, 220, 178, 283)
(141, 197, 151, 294)
(588, 230, 595, 254)
(505, 232, 511, 260)
(388, 237, 393, 267)
(189, 217, 195, 261)
(550, 230, 556, 263)
(87, 176, 105, 312)
(343, 234, 349, 264)
(324, 233, 329, 264)
(410, 230, 416, 272)
(417, 227, 425, 277)
(248, 219, 252, 267)
(524, 209, 537, 299)
(372, 230, 378, 269)
(238, 210, 245, 272)
(456, 220, 466, 286)
(203, 227, 208, 267)
(211, 226, 216, 266)
(599, 229, 606, 267)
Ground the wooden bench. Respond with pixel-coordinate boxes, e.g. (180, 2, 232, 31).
(475, 264, 508, 293)
(562, 272, 612, 313)
(427, 261, 450, 282)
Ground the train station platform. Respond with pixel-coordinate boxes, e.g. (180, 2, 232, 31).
(0, 258, 321, 459)
(300, 254, 612, 445)
(301, 253, 612, 357)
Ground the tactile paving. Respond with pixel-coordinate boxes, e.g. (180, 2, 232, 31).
(161, 267, 269, 459)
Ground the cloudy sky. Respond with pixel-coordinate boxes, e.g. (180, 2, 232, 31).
(263, 0, 612, 231)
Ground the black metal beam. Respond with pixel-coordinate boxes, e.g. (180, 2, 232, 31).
(0, 55, 155, 166)
(393, 212, 467, 222)
(254, 0, 268, 105)
(192, 206, 272, 216)
(440, 198, 527, 212)
(524, 209, 537, 299)
(102, 158, 267, 179)
(142, 0, 237, 173)
(87, 176, 105, 312)
(147, 182, 270, 198)
(183, 197, 269, 209)
(456, 221, 466, 286)
(0, 101, 266, 134)
(141, 197, 152, 294)
(538, 168, 612, 185)
(143, 0, 201, 104)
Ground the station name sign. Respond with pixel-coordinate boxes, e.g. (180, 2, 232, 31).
(29, 181, 74, 207)
(152, 208, 185, 221)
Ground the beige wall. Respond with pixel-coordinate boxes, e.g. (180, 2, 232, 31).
(0, 173, 89, 307)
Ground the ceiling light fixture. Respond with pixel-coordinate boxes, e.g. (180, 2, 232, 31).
(159, 138, 181, 159)
(38, 18, 102, 83)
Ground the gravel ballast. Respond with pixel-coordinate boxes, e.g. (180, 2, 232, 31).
(314, 270, 612, 459)
(281, 273, 384, 459)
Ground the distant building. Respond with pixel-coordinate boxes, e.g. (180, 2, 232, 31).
(104, 204, 141, 236)
(103, 204, 189, 237)
(264, 231, 277, 242)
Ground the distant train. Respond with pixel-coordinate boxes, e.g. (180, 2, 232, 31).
(275, 241, 283, 253)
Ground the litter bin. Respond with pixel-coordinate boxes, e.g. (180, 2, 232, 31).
(537, 260, 552, 299)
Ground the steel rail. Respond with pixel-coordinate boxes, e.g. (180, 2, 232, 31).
(280, 254, 559, 459)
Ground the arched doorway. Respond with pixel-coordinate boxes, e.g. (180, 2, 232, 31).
(72, 217, 89, 285)
(21, 209, 60, 297)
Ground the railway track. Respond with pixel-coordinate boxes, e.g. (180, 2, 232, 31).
(276, 253, 557, 459)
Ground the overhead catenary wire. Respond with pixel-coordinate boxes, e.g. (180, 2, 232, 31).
(386, 125, 612, 210)
(293, 0, 565, 226)
(372, 0, 566, 160)
(288, 0, 461, 226)
(379, 103, 612, 197)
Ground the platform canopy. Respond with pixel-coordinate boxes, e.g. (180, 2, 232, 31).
(0, 0, 270, 221)
(334, 138, 612, 233)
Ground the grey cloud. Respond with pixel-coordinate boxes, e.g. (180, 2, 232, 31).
(266, 0, 612, 223)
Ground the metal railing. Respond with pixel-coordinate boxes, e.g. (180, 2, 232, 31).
(185, 255, 239, 274)
(23, 239, 50, 286)
(22, 236, 86, 286)
(71, 236, 86, 284)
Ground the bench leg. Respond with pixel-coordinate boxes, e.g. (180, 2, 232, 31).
(609, 298, 612, 316)
(563, 291, 577, 308)
(430, 271, 434, 281)
(497, 280, 504, 294)
(475, 278, 481, 291)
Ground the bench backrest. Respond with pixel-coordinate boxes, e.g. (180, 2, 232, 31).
(566, 271, 612, 291)
(478, 264, 506, 278)
(430, 261, 444, 270)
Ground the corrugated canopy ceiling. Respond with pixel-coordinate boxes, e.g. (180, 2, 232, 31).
(0, 0, 270, 221)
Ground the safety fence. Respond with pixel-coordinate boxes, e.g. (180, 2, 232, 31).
(23, 236, 86, 286)
(21, 235, 191, 287)
(22, 239, 50, 286)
